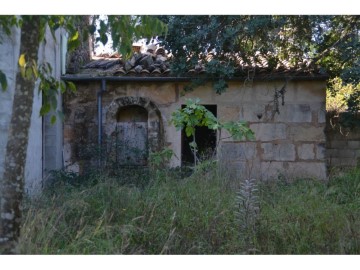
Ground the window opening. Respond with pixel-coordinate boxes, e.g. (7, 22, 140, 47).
(181, 104, 217, 166)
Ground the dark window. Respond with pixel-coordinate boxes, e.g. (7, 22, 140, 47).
(181, 105, 217, 166)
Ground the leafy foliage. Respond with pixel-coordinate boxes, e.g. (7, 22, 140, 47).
(1, 15, 167, 122)
(171, 98, 254, 167)
(327, 77, 360, 113)
(0, 15, 20, 39)
(171, 98, 219, 137)
(162, 15, 360, 105)
(0, 16, 21, 91)
(91, 15, 167, 58)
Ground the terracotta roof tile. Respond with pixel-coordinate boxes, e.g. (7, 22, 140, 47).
(75, 45, 326, 79)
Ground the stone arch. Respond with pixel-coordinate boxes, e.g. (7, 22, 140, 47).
(105, 96, 164, 153)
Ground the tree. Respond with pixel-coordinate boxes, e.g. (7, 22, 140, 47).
(0, 16, 41, 254)
(0, 15, 166, 254)
(161, 15, 360, 106)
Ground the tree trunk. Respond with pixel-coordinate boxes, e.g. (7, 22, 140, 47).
(66, 15, 91, 74)
(0, 16, 40, 254)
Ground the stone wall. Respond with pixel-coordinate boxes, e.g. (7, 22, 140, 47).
(325, 113, 360, 170)
(64, 78, 327, 180)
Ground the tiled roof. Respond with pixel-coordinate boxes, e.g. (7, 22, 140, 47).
(75, 44, 327, 79)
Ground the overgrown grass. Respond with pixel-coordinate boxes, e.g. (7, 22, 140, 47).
(19, 165, 360, 254)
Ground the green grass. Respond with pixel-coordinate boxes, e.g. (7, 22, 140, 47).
(19, 166, 360, 254)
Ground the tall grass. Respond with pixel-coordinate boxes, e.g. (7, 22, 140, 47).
(19, 165, 360, 254)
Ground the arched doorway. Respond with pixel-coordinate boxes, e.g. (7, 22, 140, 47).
(105, 97, 164, 166)
(116, 105, 148, 165)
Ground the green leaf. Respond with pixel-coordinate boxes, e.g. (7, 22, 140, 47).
(50, 115, 56, 125)
(60, 82, 66, 94)
(40, 103, 51, 116)
(0, 70, 7, 91)
(67, 81, 77, 93)
(68, 30, 80, 52)
(100, 34, 108, 45)
(88, 24, 96, 35)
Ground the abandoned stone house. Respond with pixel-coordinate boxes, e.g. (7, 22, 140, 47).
(61, 43, 331, 181)
(1, 30, 360, 196)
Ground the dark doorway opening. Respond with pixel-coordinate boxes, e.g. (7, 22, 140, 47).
(181, 104, 217, 166)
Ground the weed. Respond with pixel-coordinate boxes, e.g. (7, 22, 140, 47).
(19, 165, 360, 254)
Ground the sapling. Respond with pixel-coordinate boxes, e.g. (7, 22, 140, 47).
(171, 98, 255, 168)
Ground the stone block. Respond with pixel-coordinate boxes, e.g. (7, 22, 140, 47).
(133, 83, 177, 105)
(239, 104, 268, 122)
(250, 123, 287, 141)
(218, 105, 240, 122)
(213, 83, 252, 103)
(326, 148, 339, 157)
(330, 140, 347, 149)
(318, 107, 326, 124)
(328, 157, 357, 167)
(292, 81, 326, 103)
(289, 162, 327, 180)
(180, 84, 214, 103)
(348, 141, 360, 149)
(260, 161, 327, 181)
(260, 161, 288, 181)
(316, 143, 326, 160)
(63, 143, 72, 165)
(219, 159, 261, 180)
(63, 125, 75, 141)
(298, 143, 315, 160)
(288, 124, 325, 141)
(220, 142, 257, 161)
(338, 149, 355, 158)
(262, 143, 296, 161)
(274, 104, 312, 123)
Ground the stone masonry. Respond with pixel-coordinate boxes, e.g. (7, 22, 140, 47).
(63, 78, 327, 180)
(325, 113, 360, 170)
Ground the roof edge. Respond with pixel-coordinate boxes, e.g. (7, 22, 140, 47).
(61, 74, 329, 83)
